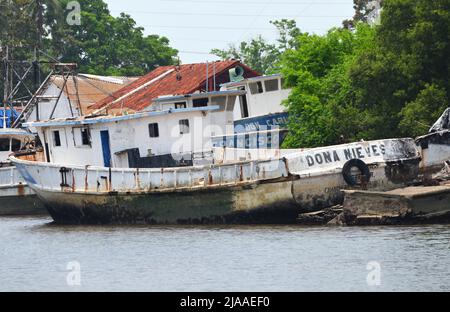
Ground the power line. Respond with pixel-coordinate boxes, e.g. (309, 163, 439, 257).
(142, 25, 275, 30)
(111, 10, 349, 18)
(160, 0, 350, 5)
(178, 51, 216, 55)
(142, 25, 329, 32)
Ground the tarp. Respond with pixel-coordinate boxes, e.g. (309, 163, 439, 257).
(429, 107, 450, 133)
(0, 108, 19, 128)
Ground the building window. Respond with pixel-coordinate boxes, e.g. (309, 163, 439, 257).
(193, 98, 209, 107)
(11, 139, 21, 152)
(179, 119, 190, 135)
(81, 128, 91, 146)
(149, 123, 159, 138)
(249, 81, 264, 94)
(264, 79, 279, 92)
(0, 138, 9, 151)
(53, 130, 61, 147)
(175, 102, 187, 109)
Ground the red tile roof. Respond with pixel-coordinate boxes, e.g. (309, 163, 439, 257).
(88, 60, 260, 114)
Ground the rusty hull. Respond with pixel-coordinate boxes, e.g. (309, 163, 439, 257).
(0, 185, 47, 216)
(34, 159, 420, 224)
(291, 158, 420, 212)
(38, 179, 299, 224)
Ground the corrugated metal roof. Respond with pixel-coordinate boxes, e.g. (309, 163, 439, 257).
(50, 75, 139, 115)
(24, 105, 220, 128)
(88, 60, 260, 114)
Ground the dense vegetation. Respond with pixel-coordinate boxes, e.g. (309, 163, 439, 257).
(0, 0, 178, 77)
(214, 0, 449, 147)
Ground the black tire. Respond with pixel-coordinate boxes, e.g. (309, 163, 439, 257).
(342, 159, 371, 186)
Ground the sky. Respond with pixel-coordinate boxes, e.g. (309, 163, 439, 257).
(103, 0, 355, 64)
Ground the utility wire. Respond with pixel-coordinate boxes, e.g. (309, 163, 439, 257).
(111, 10, 349, 18)
(160, 0, 350, 5)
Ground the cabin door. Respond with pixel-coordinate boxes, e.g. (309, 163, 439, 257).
(100, 130, 112, 167)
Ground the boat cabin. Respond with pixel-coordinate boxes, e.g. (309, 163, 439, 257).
(24, 90, 243, 169)
(0, 129, 35, 164)
(221, 74, 291, 133)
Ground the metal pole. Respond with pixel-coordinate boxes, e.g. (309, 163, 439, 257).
(3, 46, 9, 129)
(205, 61, 209, 92)
(213, 62, 216, 91)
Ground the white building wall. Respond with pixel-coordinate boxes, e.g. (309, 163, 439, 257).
(28, 84, 80, 124)
(40, 109, 232, 168)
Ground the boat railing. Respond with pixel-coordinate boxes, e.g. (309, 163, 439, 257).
(0, 166, 25, 187)
(14, 156, 289, 193)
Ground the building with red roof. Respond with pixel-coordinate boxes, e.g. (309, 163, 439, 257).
(88, 60, 260, 115)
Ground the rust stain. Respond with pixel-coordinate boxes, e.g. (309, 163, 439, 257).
(135, 168, 141, 190)
(109, 167, 113, 192)
(84, 166, 89, 192)
(208, 169, 213, 185)
(239, 166, 244, 182)
(17, 183, 25, 196)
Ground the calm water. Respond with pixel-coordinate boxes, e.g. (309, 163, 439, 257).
(0, 216, 449, 292)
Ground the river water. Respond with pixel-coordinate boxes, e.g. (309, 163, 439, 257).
(0, 216, 449, 292)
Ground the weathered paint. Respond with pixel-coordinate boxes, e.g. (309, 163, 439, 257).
(416, 130, 450, 175)
(0, 167, 46, 215)
(233, 112, 289, 133)
(342, 184, 450, 225)
(11, 137, 426, 224)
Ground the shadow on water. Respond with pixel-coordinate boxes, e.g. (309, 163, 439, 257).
(12, 215, 450, 236)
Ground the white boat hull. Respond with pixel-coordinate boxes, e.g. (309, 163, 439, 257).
(10, 137, 426, 224)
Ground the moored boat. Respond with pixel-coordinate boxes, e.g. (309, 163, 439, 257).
(11, 135, 429, 224)
(0, 128, 46, 215)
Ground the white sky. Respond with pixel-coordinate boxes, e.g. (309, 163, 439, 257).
(103, 0, 355, 64)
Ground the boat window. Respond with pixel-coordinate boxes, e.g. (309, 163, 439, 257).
(210, 96, 227, 110)
(264, 79, 279, 92)
(240, 95, 249, 118)
(149, 123, 159, 138)
(249, 81, 264, 94)
(0, 138, 10, 151)
(226, 95, 237, 112)
(179, 119, 190, 135)
(53, 130, 61, 147)
(175, 102, 187, 109)
(81, 128, 91, 146)
(11, 139, 21, 152)
(193, 98, 209, 108)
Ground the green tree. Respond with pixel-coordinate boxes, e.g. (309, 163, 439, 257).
(400, 84, 449, 136)
(281, 0, 449, 148)
(51, 0, 178, 76)
(211, 19, 300, 74)
(1, 0, 178, 78)
(280, 25, 376, 147)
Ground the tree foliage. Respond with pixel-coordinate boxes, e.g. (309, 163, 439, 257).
(281, 0, 450, 148)
(211, 19, 300, 74)
(0, 0, 178, 77)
